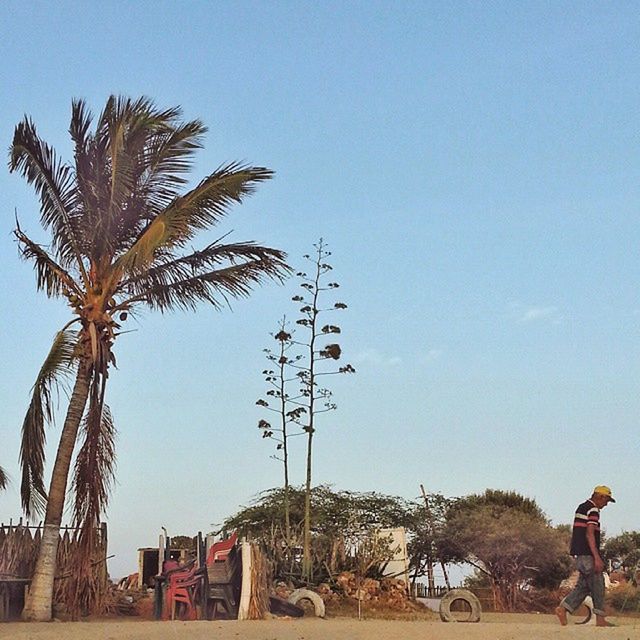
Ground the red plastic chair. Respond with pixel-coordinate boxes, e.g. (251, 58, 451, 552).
(206, 532, 238, 566)
(163, 562, 202, 620)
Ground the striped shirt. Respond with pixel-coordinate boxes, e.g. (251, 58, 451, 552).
(569, 499, 600, 556)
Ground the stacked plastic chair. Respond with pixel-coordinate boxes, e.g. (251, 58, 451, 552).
(162, 560, 203, 620)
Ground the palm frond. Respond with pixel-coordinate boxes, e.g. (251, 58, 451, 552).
(103, 120, 206, 256)
(113, 164, 273, 274)
(105, 100, 147, 224)
(118, 241, 288, 292)
(14, 227, 83, 299)
(69, 99, 93, 154)
(77, 96, 137, 261)
(95, 96, 180, 147)
(9, 118, 85, 275)
(105, 116, 206, 256)
(66, 395, 116, 619)
(70, 99, 96, 252)
(0, 467, 8, 491)
(72, 401, 116, 529)
(78, 96, 208, 262)
(128, 119, 206, 215)
(144, 119, 205, 186)
(20, 330, 79, 517)
(119, 247, 290, 312)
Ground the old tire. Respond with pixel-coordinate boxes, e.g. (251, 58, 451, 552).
(439, 589, 481, 623)
(269, 595, 304, 617)
(288, 588, 326, 618)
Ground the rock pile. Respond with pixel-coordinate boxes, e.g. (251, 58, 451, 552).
(273, 573, 417, 613)
(335, 572, 413, 610)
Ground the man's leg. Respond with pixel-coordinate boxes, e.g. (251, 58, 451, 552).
(555, 604, 568, 626)
(556, 557, 591, 626)
(589, 569, 613, 626)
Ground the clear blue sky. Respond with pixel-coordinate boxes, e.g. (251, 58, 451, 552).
(1, 1, 638, 580)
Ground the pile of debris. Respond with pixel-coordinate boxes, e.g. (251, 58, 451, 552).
(274, 571, 424, 614)
(107, 578, 155, 618)
(335, 572, 413, 610)
(274, 581, 341, 605)
(316, 581, 342, 604)
(274, 572, 415, 612)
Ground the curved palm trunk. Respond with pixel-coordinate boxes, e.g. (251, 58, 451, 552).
(22, 362, 91, 621)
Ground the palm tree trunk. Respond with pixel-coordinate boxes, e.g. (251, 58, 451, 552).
(22, 362, 91, 621)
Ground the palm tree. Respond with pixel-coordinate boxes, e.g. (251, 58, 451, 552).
(0, 466, 7, 491)
(10, 96, 290, 621)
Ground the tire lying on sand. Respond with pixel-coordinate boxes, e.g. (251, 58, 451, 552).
(288, 588, 326, 618)
(269, 595, 304, 617)
(439, 588, 482, 623)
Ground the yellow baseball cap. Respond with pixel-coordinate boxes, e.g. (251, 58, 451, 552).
(593, 485, 616, 502)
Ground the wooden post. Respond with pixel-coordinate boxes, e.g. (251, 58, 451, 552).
(237, 541, 252, 620)
(154, 535, 165, 620)
(158, 535, 164, 575)
(197, 532, 209, 619)
(419, 484, 437, 596)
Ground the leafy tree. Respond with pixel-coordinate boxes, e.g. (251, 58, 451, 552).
(604, 531, 640, 582)
(447, 489, 547, 520)
(257, 239, 354, 582)
(441, 489, 569, 611)
(220, 485, 411, 584)
(169, 535, 197, 552)
(528, 524, 573, 590)
(10, 95, 290, 620)
(406, 490, 455, 590)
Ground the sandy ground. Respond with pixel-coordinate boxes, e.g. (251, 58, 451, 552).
(1, 613, 639, 640)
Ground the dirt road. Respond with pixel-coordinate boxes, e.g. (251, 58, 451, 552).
(2, 613, 638, 640)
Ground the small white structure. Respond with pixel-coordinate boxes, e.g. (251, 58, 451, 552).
(379, 527, 409, 586)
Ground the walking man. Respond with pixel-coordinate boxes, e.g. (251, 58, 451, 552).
(556, 485, 616, 627)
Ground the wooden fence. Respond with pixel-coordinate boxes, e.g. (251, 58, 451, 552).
(410, 583, 451, 598)
(0, 520, 108, 619)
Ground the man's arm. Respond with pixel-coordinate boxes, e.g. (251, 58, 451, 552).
(586, 525, 604, 573)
